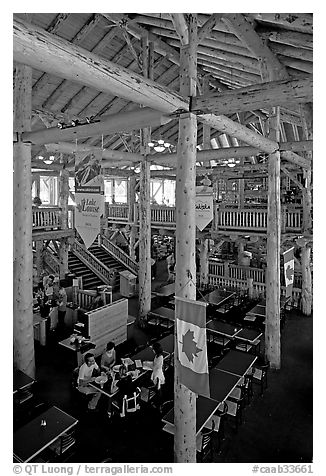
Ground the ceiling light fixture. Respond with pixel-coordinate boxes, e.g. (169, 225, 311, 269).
(148, 139, 171, 153)
(43, 155, 55, 165)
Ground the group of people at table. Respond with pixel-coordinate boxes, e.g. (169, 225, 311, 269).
(77, 341, 165, 414)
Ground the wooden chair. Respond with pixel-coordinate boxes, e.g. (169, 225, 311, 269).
(197, 420, 215, 462)
(225, 396, 244, 431)
(252, 363, 269, 395)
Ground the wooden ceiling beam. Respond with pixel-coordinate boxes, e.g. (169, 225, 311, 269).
(45, 142, 142, 162)
(192, 78, 312, 115)
(221, 13, 288, 81)
(14, 17, 188, 114)
(18, 107, 171, 145)
(170, 14, 189, 45)
(197, 14, 222, 42)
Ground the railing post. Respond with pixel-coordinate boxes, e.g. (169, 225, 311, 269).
(281, 206, 287, 233)
(224, 261, 230, 278)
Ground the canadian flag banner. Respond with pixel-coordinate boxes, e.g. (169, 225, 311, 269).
(283, 247, 295, 298)
(175, 296, 210, 397)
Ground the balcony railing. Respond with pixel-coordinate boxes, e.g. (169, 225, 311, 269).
(105, 203, 129, 220)
(32, 206, 75, 231)
(105, 204, 303, 233)
(32, 207, 61, 229)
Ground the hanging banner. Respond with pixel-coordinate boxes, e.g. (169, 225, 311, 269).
(195, 186, 213, 231)
(175, 296, 210, 398)
(75, 150, 104, 249)
(283, 247, 295, 298)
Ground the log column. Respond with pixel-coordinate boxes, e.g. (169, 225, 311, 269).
(13, 63, 35, 377)
(128, 175, 137, 261)
(300, 104, 312, 315)
(59, 154, 69, 279)
(265, 108, 281, 369)
(138, 34, 153, 326)
(174, 14, 197, 463)
(199, 238, 209, 287)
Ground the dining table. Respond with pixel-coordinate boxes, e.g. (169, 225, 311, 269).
(199, 289, 236, 309)
(162, 395, 220, 436)
(152, 283, 175, 299)
(13, 406, 78, 462)
(13, 369, 35, 395)
(214, 350, 257, 377)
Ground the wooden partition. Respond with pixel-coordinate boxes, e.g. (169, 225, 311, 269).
(84, 298, 128, 357)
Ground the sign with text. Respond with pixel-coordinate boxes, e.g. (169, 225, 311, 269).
(74, 150, 104, 249)
(195, 186, 213, 231)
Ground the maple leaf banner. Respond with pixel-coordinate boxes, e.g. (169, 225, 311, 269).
(283, 246, 295, 298)
(74, 149, 104, 249)
(175, 296, 210, 397)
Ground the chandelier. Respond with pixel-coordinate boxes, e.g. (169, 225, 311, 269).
(148, 139, 172, 153)
(220, 158, 241, 168)
(42, 155, 55, 165)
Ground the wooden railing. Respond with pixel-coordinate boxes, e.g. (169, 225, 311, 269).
(100, 234, 139, 275)
(76, 289, 96, 310)
(204, 274, 302, 307)
(105, 203, 129, 220)
(209, 260, 303, 288)
(32, 207, 61, 229)
(72, 240, 116, 286)
(43, 249, 60, 275)
(151, 205, 176, 224)
(105, 204, 303, 233)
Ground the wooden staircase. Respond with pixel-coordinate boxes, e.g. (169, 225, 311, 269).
(68, 252, 105, 290)
(88, 244, 126, 275)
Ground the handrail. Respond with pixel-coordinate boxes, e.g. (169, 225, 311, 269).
(71, 240, 117, 286)
(100, 234, 139, 275)
(43, 248, 60, 274)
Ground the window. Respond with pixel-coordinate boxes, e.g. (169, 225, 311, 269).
(39, 176, 58, 205)
(104, 179, 127, 203)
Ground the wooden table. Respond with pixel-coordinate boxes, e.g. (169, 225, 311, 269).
(234, 328, 262, 353)
(13, 369, 35, 395)
(199, 289, 236, 308)
(13, 406, 78, 462)
(209, 368, 242, 402)
(132, 334, 174, 362)
(162, 395, 220, 436)
(206, 320, 241, 347)
(58, 337, 96, 366)
(235, 328, 262, 344)
(152, 283, 175, 298)
(147, 306, 175, 329)
(214, 350, 257, 377)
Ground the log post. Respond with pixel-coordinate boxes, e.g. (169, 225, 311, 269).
(174, 14, 197, 463)
(300, 104, 313, 315)
(301, 242, 312, 315)
(199, 238, 209, 287)
(202, 75, 211, 149)
(59, 154, 69, 279)
(265, 108, 281, 369)
(137, 34, 153, 326)
(13, 63, 35, 377)
(128, 175, 137, 261)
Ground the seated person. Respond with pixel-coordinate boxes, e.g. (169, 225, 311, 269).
(101, 342, 116, 373)
(111, 365, 136, 416)
(77, 353, 101, 411)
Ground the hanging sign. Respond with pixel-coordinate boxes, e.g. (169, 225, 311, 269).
(283, 246, 295, 298)
(195, 186, 214, 231)
(75, 150, 104, 249)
